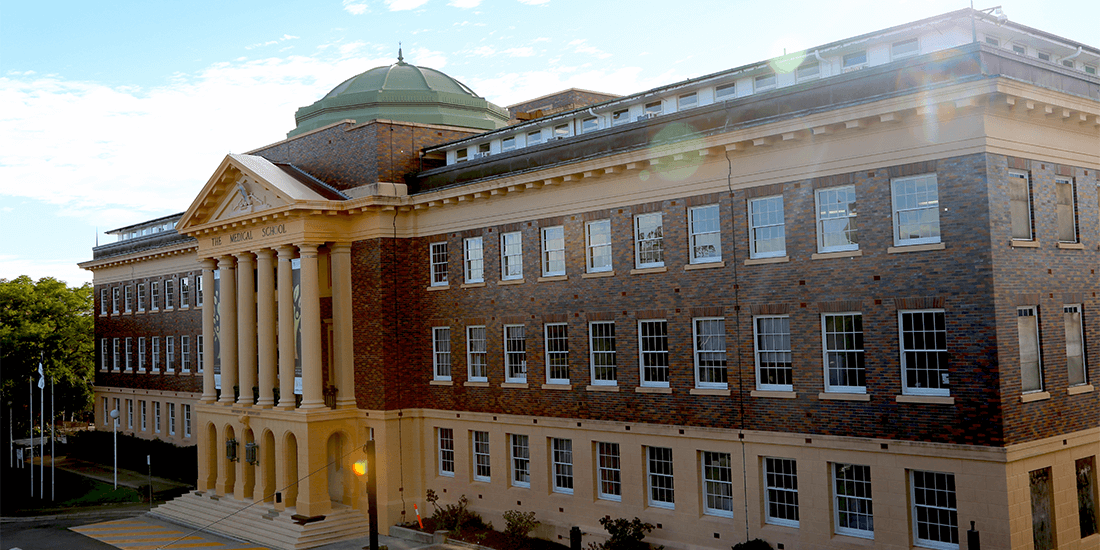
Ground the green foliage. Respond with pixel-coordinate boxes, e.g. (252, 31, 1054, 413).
(0, 276, 95, 430)
(586, 516, 663, 550)
(503, 509, 539, 540)
(425, 490, 487, 537)
(731, 539, 773, 550)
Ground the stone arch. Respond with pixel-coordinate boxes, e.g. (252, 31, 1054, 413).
(326, 430, 353, 505)
(223, 424, 236, 492)
(282, 431, 299, 509)
(261, 429, 276, 503)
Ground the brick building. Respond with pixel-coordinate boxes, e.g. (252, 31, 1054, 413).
(87, 8, 1098, 550)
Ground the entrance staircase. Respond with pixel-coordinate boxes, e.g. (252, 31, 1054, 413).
(150, 491, 371, 550)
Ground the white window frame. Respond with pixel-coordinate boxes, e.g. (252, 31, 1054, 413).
(1008, 170, 1034, 241)
(892, 174, 941, 246)
(1011, 43, 1026, 55)
(611, 109, 630, 126)
(124, 338, 132, 372)
(168, 403, 176, 436)
(455, 148, 468, 163)
(430, 242, 448, 287)
(589, 321, 617, 386)
(892, 37, 920, 59)
(197, 335, 204, 373)
(910, 470, 959, 550)
(689, 204, 722, 264)
(164, 279, 175, 310)
(463, 237, 484, 283)
(472, 431, 491, 482)
(432, 327, 451, 381)
(677, 92, 697, 110)
(551, 438, 573, 494)
(179, 277, 190, 308)
(112, 338, 120, 370)
(638, 319, 669, 388)
(466, 326, 487, 382)
(504, 324, 527, 383)
(715, 83, 736, 100)
(438, 428, 455, 477)
(597, 442, 621, 501)
(196, 276, 203, 307)
(693, 317, 727, 389)
(1064, 304, 1088, 387)
(822, 313, 866, 394)
(500, 231, 523, 281)
(754, 316, 792, 391)
(585, 219, 612, 273)
(166, 336, 175, 372)
(796, 62, 820, 82)
(581, 118, 598, 134)
(100, 339, 108, 370)
(749, 195, 786, 259)
(843, 50, 867, 69)
(137, 337, 146, 370)
(150, 281, 160, 311)
(816, 185, 859, 253)
(510, 434, 531, 488)
(833, 463, 874, 539)
(1055, 176, 1079, 243)
(140, 400, 147, 431)
(151, 337, 160, 370)
(527, 129, 543, 146)
(100, 289, 107, 315)
(754, 73, 776, 91)
(553, 124, 569, 138)
(502, 136, 516, 151)
(899, 309, 950, 396)
(126, 399, 133, 429)
(181, 335, 190, 372)
(1018, 306, 1043, 393)
(137, 283, 146, 312)
(764, 457, 800, 528)
(646, 446, 675, 509)
(183, 404, 191, 438)
(541, 226, 565, 277)
(154, 401, 161, 433)
(112, 287, 120, 314)
(545, 323, 569, 385)
(702, 451, 734, 518)
(124, 285, 133, 313)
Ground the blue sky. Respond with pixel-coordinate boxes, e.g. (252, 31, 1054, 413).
(1, 0, 1096, 286)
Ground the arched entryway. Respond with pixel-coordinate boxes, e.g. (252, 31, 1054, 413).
(283, 432, 299, 509)
(261, 429, 276, 503)
(242, 427, 255, 500)
(326, 431, 349, 505)
(223, 424, 236, 492)
(204, 423, 217, 491)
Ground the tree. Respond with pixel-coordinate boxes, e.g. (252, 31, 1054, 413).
(1, 276, 95, 433)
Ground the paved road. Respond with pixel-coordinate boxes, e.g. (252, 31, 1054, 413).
(2, 512, 135, 550)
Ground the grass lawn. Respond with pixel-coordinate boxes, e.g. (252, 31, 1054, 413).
(0, 466, 143, 516)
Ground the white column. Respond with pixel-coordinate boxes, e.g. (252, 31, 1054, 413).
(236, 252, 256, 406)
(329, 243, 356, 408)
(200, 258, 218, 403)
(217, 256, 237, 405)
(276, 246, 296, 409)
(297, 243, 325, 410)
(255, 249, 276, 408)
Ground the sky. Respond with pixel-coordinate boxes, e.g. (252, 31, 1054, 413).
(1, 0, 1096, 287)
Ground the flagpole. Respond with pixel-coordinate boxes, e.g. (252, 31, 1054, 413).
(51, 376, 55, 501)
(29, 377, 33, 497)
(40, 365, 44, 499)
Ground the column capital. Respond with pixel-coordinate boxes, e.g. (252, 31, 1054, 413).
(235, 251, 256, 263)
(329, 242, 353, 255)
(254, 248, 275, 261)
(200, 257, 218, 269)
(297, 243, 322, 257)
(276, 245, 297, 260)
(218, 255, 237, 269)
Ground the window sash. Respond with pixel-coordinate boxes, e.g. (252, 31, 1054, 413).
(694, 318, 728, 388)
(749, 196, 786, 258)
(181, 335, 190, 372)
(764, 457, 799, 527)
(510, 434, 530, 488)
(589, 322, 617, 385)
(1055, 177, 1078, 243)
(1064, 305, 1087, 386)
(472, 431, 491, 481)
(433, 327, 451, 380)
(166, 336, 175, 371)
(464, 237, 484, 283)
(646, 446, 675, 508)
(168, 403, 176, 435)
(822, 313, 866, 393)
(150, 282, 160, 310)
(140, 401, 147, 431)
(689, 204, 722, 263)
(911, 470, 959, 549)
(137, 283, 146, 312)
(755, 316, 792, 391)
(586, 220, 612, 273)
(165, 280, 175, 309)
(892, 174, 941, 246)
(893, 38, 920, 59)
(816, 186, 859, 252)
(639, 320, 669, 387)
(541, 226, 566, 276)
(466, 326, 487, 381)
(552, 438, 573, 493)
(678, 93, 697, 110)
(545, 323, 569, 384)
(634, 213, 664, 268)
(1009, 171, 1033, 240)
(702, 451, 733, 517)
(138, 338, 146, 369)
(179, 277, 190, 307)
(438, 428, 455, 476)
(183, 405, 191, 437)
(504, 324, 527, 383)
(597, 442, 621, 500)
(755, 73, 776, 91)
(900, 310, 950, 396)
(1018, 307, 1043, 392)
(501, 232, 523, 280)
(834, 463, 874, 537)
(430, 242, 448, 286)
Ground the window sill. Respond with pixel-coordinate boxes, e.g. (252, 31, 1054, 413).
(629, 266, 667, 275)
(818, 392, 871, 401)
(501, 382, 528, 389)
(635, 386, 672, 394)
(498, 279, 525, 286)
(684, 261, 725, 270)
(1068, 384, 1095, 395)
(1057, 242, 1084, 250)
(751, 390, 797, 399)
(1010, 240, 1040, 248)
(1020, 391, 1051, 403)
(582, 271, 615, 279)
(426, 285, 450, 292)
(811, 250, 863, 260)
(887, 242, 945, 254)
(744, 256, 789, 266)
(586, 385, 619, 392)
(537, 275, 568, 283)
(542, 383, 572, 390)
(463, 381, 489, 387)
(429, 380, 453, 386)
(460, 282, 486, 289)
(690, 388, 730, 396)
(895, 395, 954, 405)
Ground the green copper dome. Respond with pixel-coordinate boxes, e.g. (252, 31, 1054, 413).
(289, 54, 509, 137)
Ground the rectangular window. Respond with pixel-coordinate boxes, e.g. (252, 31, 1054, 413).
(1086, 65, 1098, 75)
(154, 402, 161, 433)
(137, 283, 146, 312)
(823, 313, 866, 393)
(124, 338, 132, 371)
(152, 337, 160, 370)
(749, 196, 786, 258)
(100, 289, 107, 315)
(510, 434, 530, 488)
(430, 242, 448, 286)
(715, 83, 736, 99)
(1056, 177, 1079, 243)
(168, 403, 176, 436)
(755, 316, 792, 391)
(797, 62, 819, 81)
(541, 226, 565, 276)
(678, 92, 697, 110)
(834, 463, 874, 538)
(165, 279, 175, 309)
(1064, 305, 1087, 386)
(639, 320, 669, 387)
(138, 338, 146, 370)
(1018, 306, 1043, 392)
(892, 174, 940, 246)
(553, 124, 569, 138)
(504, 324, 527, 383)
(843, 50, 867, 68)
(702, 451, 734, 517)
(634, 213, 663, 268)
(179, 277, 190, 308)
(140, 400, 147, 431)
(984, 36, 1000, 47)
(1076, 456, 1098, 538)
(527, 130, 543, 146)
(551, 438, 573, 494)
(892, 38, 919, 59)
(150, 281, 160, 310)
(197, 335, 204, 373)
(901, 310, 950, 396)
(196, 275, 203, 306)
(501, 231, 523, 280)
(646, 446, 675, 508)
(433, 327, 451, 381)
(693, 318, 727, 389)
(689, 204, 721, 263)
(545, 323, 569, 384)
(438, 428, 455, 477)
(102, 397, 109, 425)
(126, 399, 133, 429)
(597, 442, 621, 501)
(455, 148, 468, 163)
(100, 339, 107, 370)
(612, 109, 630, 126)
(478, 142, 490, 155)
(816, 186, 859, 252)
(112, 287, 120, 314)
(755, 73, 776, 91)
(764, 457, 799, 527)
(911, 470, 958, 549)
(472, 431, 491, 482)
(181, 335, 191, 372)
(464, 237, 484, 283)
(1009, 171, 1034, 240)
(166, 336, 175, 372)
(113, 398, 120, 425)
(112, 338, 119, 370)
(125, 285, 133, 313)
(466, 326, 487, 382)
(183, 404, 191, 437)
(589, 321, 617, 385)
(585, 219, 612, 273)
(1030, 467, 1056, 550)
(502, 136, 516, 151)
(1012, 44, 1026, 55)
(581, 118, 598, 133)
(1063, 59, 1075, 68)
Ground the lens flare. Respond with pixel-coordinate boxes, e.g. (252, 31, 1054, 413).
(646, 122, 705, 182)
(353, 460, 367, 476)
(771, 51, 808, 75)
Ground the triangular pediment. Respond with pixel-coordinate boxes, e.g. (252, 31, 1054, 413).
(178, 153, 336, 232)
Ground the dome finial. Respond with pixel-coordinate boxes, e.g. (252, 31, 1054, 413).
(398, 42, 403, 63)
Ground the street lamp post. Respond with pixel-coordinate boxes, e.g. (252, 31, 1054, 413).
(109, 408, 119, 489)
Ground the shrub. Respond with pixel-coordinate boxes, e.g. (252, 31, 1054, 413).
(503, 509, 539, 540)
(424, 490, 487, 537)
(732, 539, 773, 550)
(586, 516, 663, 550)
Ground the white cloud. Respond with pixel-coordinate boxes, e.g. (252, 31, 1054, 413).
(469, 45, 496, 57)
(408, 47, 447, 69)
(385, 0, 430, 11)
(342, 0, 369, 15)
(449, 0, 482, 7)
(568, 39, 611, 60)
(501, 47, 535, 58)
(517, 0, 550, 5)
(282, 34, 300, 41)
